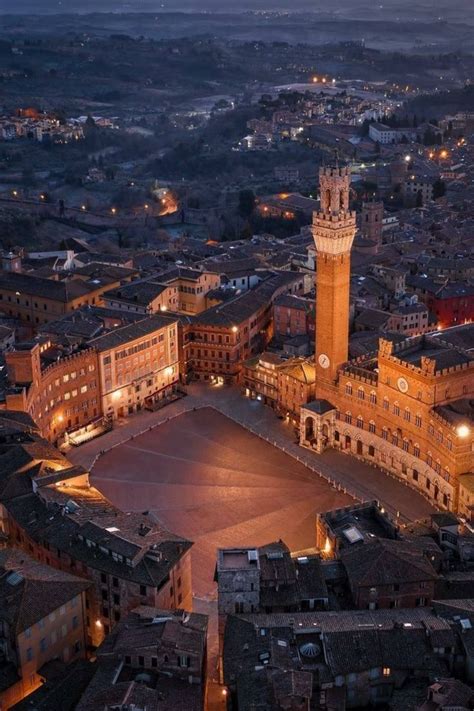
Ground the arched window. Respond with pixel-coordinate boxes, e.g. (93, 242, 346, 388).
(370, 391, 377, 404)
(413, 444, 420, 458)
(402, 439, 409, 452)
(404, 408, 411, 422)
(345, 383, 353, 396)
(357, 387, 365, 400)
(369, 421, 376, 433)
(393, 402, 400, 416)
(345, 412, 352, 425)
(356, 416, 364, 429)
(383, 397, 389, 411)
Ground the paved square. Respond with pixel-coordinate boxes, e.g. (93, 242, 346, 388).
(92, 407, 352, 598)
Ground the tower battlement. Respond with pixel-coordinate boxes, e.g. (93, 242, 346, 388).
(319, 165, 351, 179)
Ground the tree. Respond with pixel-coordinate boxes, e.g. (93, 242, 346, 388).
(238, 189, 256, 219)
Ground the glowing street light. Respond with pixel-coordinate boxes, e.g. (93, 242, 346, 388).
(111, 207, 117, 215)
(457, 424, 470, 439)
(404, 155, 411, 163)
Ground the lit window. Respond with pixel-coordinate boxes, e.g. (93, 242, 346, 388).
(383, 667, 391, 676)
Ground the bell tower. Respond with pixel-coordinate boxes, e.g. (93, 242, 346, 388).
(312, 165, 356, 388)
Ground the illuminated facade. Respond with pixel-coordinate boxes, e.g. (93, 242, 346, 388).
(90, 314, 180, 420)
(299, 165, 473, 514)
(5, 341, 101, 444)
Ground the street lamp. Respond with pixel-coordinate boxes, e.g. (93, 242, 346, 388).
(457, 424, 470, 438)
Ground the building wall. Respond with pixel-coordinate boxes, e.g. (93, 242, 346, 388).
(274, 302, 314, 339)
(353, 581, 435, 610)
(301, 348, 473, 512)
(6, 345, 101, 443)
(0, 283, 109, 329)
(7, 514, 192, 649)
(97, 321, 179, 420)
(0, 592, 87, 709)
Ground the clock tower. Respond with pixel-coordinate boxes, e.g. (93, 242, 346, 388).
(312, 165, 356, 388)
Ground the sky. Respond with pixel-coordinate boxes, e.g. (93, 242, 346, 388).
(1, 0, 470, 13)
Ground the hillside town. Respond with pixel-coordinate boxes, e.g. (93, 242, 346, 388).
(0, 4, 473, 710)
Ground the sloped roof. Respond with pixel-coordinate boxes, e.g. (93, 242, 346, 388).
(0, 548, 90, 635)
(340, 539, 438, 588)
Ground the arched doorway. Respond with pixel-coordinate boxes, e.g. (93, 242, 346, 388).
(305, 417, 315, 440)
(356, 440, 363, 455)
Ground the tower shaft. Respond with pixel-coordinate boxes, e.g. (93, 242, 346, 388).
(312, 166, 356, 387)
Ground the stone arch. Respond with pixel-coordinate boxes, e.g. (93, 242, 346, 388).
(305, 416, 315, 439)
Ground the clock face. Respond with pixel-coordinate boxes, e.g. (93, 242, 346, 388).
(318, 353, 330, 369)
(397, 377, 409, 393)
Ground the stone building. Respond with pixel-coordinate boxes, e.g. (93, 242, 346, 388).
(0, 414, 192, 650)
(5, 341, 101, 445)
(0, 271, 126, 330)
(76, 606, 208, 711)
(299, 165, 473, 515)
(89, 313, 180, 420)
(187, 272, 303, 384)
(0, 548, 90, 709)
(360, 200, 384, 249)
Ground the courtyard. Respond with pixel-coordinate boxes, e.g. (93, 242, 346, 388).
(91, 407, 353, 599)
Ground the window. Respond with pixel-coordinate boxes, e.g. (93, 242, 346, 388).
(26, 647, 33, 662)
(101, 573, 107, 584)
(151, 657, 158, 668)
(393, 403, 400, 416)
(415, 415, 422, 427)
(416, 597, 427, 607)
(402, 439, 409, 452)
(370, 392, 377, 405)
(235, 601, 244, 614)
(345, 383, 352, 396)
(72, 615, 78, 630)
(357, 388, 365, 400)
(383, 667, 391, 677)
(356, 416, 364, 429)
(414, 444, 420, 458)
(345, 412, 352, 425)
(114, 611, 120, 622)
(138, 656, 145, 666)
(113, 577, 119, 587)
(382, 428, 388, 440)
(404, 409, 410, 422)
(413, 469, 419, 481)
(40, 638, 47, 653)
(140, 585, 147, 597)
(383, 398, 389, 411)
